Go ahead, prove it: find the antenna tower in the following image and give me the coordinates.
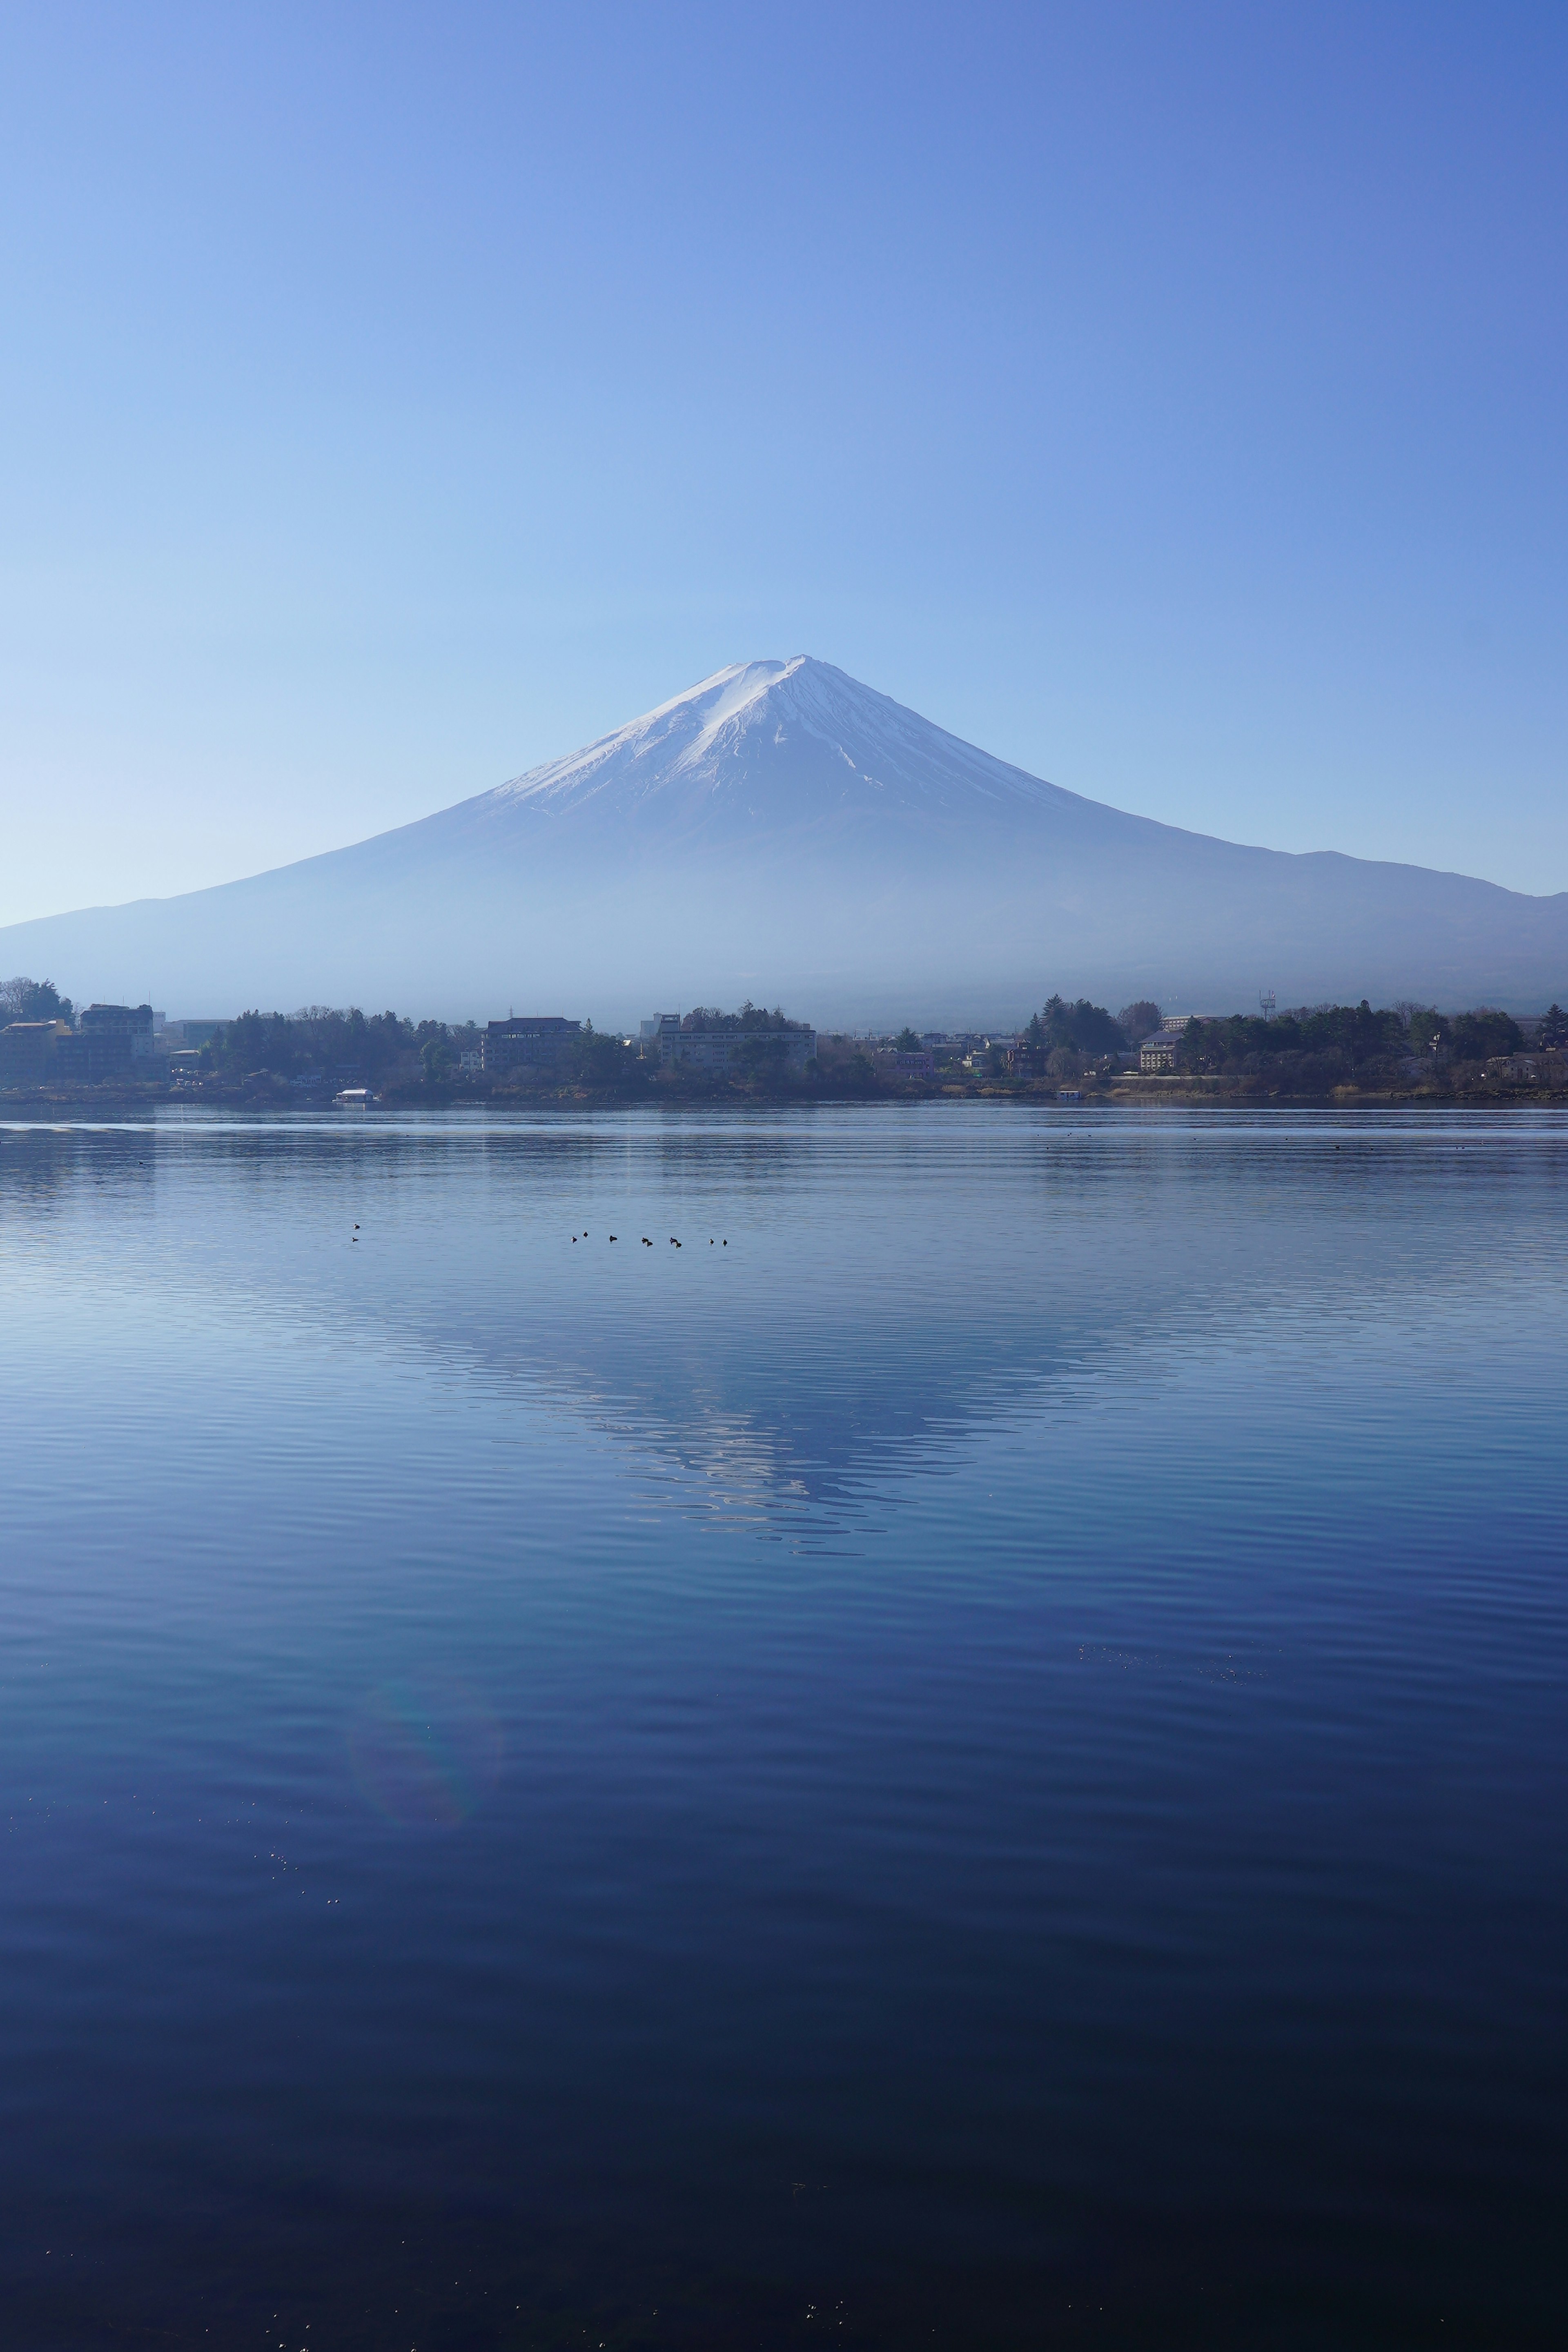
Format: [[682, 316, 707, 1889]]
[[1258, 991, 1276, 1021]]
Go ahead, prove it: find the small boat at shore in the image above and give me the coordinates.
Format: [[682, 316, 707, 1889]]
[[333, 1087, 379, 1107]]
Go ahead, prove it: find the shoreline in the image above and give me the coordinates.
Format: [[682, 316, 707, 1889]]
[[4, 1076, 1568, 1115]]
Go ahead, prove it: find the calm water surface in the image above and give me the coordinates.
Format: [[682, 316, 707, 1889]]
[[1, 1105, 1564, 2350]]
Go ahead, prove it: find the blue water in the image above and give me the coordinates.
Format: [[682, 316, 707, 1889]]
[[1, 1105, 1564, 2350]]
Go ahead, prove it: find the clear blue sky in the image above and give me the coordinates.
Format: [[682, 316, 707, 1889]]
[[2, 0, 1564, 925]]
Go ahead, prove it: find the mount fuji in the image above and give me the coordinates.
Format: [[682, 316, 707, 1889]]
[[4, 657, 1565, 1022]]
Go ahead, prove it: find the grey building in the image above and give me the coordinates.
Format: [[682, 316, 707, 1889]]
[[647, 1013, 816, 1074], [481, 1016, 582, 1076], [158, 1018, 224, 1051], [80, 1003, 157, 1058]]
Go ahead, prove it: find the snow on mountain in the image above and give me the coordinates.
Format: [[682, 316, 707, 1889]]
[[1, 658, 1565, 1022], [474, 658, 1075, 840]]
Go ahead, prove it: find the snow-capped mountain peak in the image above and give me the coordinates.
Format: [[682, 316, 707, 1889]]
[[480, 657, 1076, 842]]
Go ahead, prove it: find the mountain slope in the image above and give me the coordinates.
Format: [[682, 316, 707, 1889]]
[[3, 658, 1564, 1022]]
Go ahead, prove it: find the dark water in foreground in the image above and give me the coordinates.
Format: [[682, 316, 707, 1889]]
[[1, 1105, 1564, 2350]]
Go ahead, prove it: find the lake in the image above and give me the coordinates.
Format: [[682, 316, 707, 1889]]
[[1, 1104, 1564, 2350]]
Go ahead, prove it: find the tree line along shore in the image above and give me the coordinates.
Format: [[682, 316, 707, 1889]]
[[2, 980, 1567, 1108]]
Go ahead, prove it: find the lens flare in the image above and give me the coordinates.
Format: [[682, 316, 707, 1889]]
[[347, 1676, 503, 1829]]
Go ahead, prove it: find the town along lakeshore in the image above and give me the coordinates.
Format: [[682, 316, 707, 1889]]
[[4, 984, 1568, 1110]]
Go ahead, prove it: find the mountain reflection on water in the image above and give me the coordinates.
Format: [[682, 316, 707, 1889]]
[[5, 1104, 1560, 1523], [0, 1104, 1565, 2352]]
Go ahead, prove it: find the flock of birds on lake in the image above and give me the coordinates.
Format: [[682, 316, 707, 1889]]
[[568, 1230, 725, 1246], [349, 1221, 726, 1246]]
